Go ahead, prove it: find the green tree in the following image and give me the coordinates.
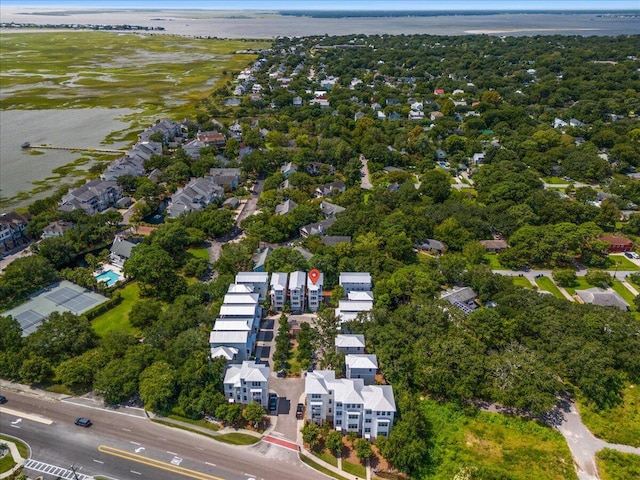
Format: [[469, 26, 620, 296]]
[[19, 356, 53, 384], [325, 431, 343, 457], [0, 255, 58, 307], [354, 438, 373, 464], [129, 299, 163, 329], [264, 248, 309, 273], [552, 268, 578, 287], [313, 308, 341, 368], [124, 244, 186, 300], [55, 349, 106, 388], [301, 422, 321, 450], [139, 361, 177, 413], [243, 401, 265, 425], [585, 270, 613, 288]]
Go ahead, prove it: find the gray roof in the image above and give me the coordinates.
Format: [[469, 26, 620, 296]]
[[275, 199, 298, 215], [319, 201, 345, 217], [300, 217, 336, 237], [417, 239, 447, 252], [335, 334, 365, 349], [440, 287, 477, 304], [110, 236, 138, 259], [576, 288, 629, 310], [320, 236, 351, 246]]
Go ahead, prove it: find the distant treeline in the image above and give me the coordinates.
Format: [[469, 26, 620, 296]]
[[278, 10, 640, 18], [0, 22, 165, 31]]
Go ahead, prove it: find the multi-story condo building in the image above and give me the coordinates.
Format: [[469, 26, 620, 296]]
[[339, 272, 372, 295], [307, 271, 324, 312], [223, 360, 270, 408], [345, 354, 378, 385], [235, 272, 269, 302], [288, 271, 306, 313], [269, 272, 288, 311]]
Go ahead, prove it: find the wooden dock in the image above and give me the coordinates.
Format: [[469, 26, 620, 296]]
[[25, 144, 127, 154]]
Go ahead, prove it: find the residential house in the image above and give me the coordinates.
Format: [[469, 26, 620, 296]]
[[471, 153, 485, 165], [416, 238, 447, 255], [319, 201, 345, 218], [335, 334, 365, 355], [223, 197, 240, 210], [292, 96, 303, 107], [210, 345, 239, 362], [280, 162, 298, 178], [336, 299, 373, 322], [430, 111, 444, 122], [110, 235, 139, 268], [553, 118, 568, 129], [306, 162, 335, 176], [0, 211, 31, 251], [251, 247, 272, 273], [440, 287, 478, 314], [354, 111, 366, 121], [434, 89, 445, 95], [305, 370, 395, 439], [127, 141, 163, 164], [288, 271, 306, 313], [59, 179, 122, 215], [576, 288, 629, 311], [138, 118, 181, 143], [41, 220, 73, 239], [599, 234, 633, 253], [275, 199, 298, 216], [270, 272, 288, 311], [480, 239, 509, 253], [101, 156, 145, 182], [569, 118, 585, 128], [408, 111, 424, 121], [210, 168, 242, 190], [223, 361, 270, 408], [339, 272, 372, 294], [307, 271, 324, 313], [300, 217, 336, 238], [166, 177, 224, 218], [315, 180, 346, 198], [345, 354, 378, 385], [321, 236, 351, 246], [235, 272, 269, 301]]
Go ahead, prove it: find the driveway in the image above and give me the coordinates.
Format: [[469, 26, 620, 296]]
[[360, 155, 373, 190]]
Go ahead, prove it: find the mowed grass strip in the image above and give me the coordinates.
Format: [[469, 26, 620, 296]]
[[611, 280, 636, 307], [578, 384, 640, 447], [596, 449, 640, 480], [535, 276, 565, 299], [91, 282, 141, 337]]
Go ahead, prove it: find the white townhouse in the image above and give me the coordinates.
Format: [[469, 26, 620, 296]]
[[235, 272, 269, 302], [288, 271, 306, 313], [307, 271, 324, 313], [270, 272, 288, 311], [336, 299, 373, 322], [227, 283, 255, 295], [209, 330, 251, 362], [305, 370, 395, 440], [223, 360, 270, 408], [345, 354, 378, 385], [335, 334, 365, 355], [339, 272, 372, 295]]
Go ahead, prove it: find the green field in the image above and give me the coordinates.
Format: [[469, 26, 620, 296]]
[[512, 276, 533, 288], [611, 280, 636, 308], [578, 384, 640, 447], [421, 400, 576, 480], [91, 282, 141, 337], [0, 32, 269, 120], [188, 248, 211, 260], [564, 277, 592, 295], [535, 276, 565, 300], [542, 177, 569, 185], [484, 254, 504, 269], [606, 255, 640, 271], [597, 449, 640, 480]]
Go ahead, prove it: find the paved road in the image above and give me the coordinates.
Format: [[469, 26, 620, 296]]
[[360, 155, 372, 190], [0, 387, 327, 480]]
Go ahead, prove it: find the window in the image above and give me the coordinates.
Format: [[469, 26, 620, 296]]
[[365, 410, 371, 414], [337, 410, 342, 416], [336, 402, 342, 407], [311, 394, 321, 399], [365, 428, 371, 433], [336, 420, 342, 426], [365, 418, 371, 423], [329, 409, 332, 413]]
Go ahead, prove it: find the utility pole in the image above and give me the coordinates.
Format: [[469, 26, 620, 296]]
[[69, 464, 81, 480]]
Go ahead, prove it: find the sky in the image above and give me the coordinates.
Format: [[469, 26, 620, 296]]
[[3, 0, 639, 10]]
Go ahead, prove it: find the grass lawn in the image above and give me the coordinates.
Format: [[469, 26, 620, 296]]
[[606, 255, 640, 271], [421, 400, 576, 480], [314, 450, 338, 467], [0, 450, 15, 474], [596, 449, 640, 480], [535, 276, 565, 300], [578, 384, 640, 447], [301, 454, 348, 480], [542, 176, 568, 184], [512, 276, 533, 288], [167, 414, 219, 432], [564, 277, 592, 295], [484, 254, 504, 269], [611, 280, 636, 307], [91, 282, 141, 337], [188, 247, 210, 261], [342, 459, 366, 478], [214, 433, 260, 445], [0, 434, 29, 459]]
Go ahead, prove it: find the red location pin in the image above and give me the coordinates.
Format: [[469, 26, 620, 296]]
[[308, 269, 320, 285]]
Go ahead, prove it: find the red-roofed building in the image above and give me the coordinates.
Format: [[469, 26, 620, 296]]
[[599, 234, 633, 253], [434, 89, 445, 95]]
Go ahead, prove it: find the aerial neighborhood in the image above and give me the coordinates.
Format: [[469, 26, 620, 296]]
[[2, 32, 640, 480]]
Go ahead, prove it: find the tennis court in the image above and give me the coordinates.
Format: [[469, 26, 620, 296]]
[[2, 281, 108, 336]]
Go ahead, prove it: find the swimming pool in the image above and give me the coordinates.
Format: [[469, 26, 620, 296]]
[[95, 269, 121, 287]]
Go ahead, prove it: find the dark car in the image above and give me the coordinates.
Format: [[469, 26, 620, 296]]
[[0, 395, 7, 404], [74, 417, 92, 427], [269, 393, 278, 412], [296, 403, 304, 419]]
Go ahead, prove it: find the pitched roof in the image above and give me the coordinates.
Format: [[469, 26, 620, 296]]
[[335, 334, 365, 349], [346, 354, 378, 370], [576, 288, 629, 310]]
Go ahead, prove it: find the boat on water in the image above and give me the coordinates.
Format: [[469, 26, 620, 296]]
[[21, 142, 30, 148]]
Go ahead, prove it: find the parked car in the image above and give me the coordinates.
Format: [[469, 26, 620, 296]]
[[625, 252, 640, 259], [0, 395, 7, 404], [269, 393, 278, 412], [296, 403, 304, 419], [74, 417, 92, 427]]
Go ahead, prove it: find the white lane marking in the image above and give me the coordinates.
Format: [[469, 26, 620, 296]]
[[158, 437, 167, 441], [122, 428, 132, 432], [1, 407, 53, 425], [10, 425, 20, 429], [130, 441, 141, 445], [93, 460, 104, 464], [205, 462, 216, 466], [131, 471, 142, 475], [11, 418, 22, 425], [167, 451, 178, 455], [171, 456, 183, 466], [134, 447, 145, 453], [194, 446, 204, 451]]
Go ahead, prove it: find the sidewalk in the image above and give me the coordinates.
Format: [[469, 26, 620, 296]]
[[0, 437, 27, 480]]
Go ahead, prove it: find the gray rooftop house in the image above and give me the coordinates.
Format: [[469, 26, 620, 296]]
[[416, 239, 448, 255], [210, 168, 242, 190], [101, 155, 146, 182], [576, 288, 629, 310], [138, 118, 181, 143], [440, 287, 478, 314], [315, 180, 346, 198], [59, 179, 122, 215], [275, 199, 298, 216], [300, 217, 336, 238], [319, 201, 345, 218], [166, 177, 224, 218], [41, 220, 73, 239], [110, 235, 140, 268]]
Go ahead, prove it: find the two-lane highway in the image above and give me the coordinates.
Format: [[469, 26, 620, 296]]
[[0, 390, 326, 480]]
